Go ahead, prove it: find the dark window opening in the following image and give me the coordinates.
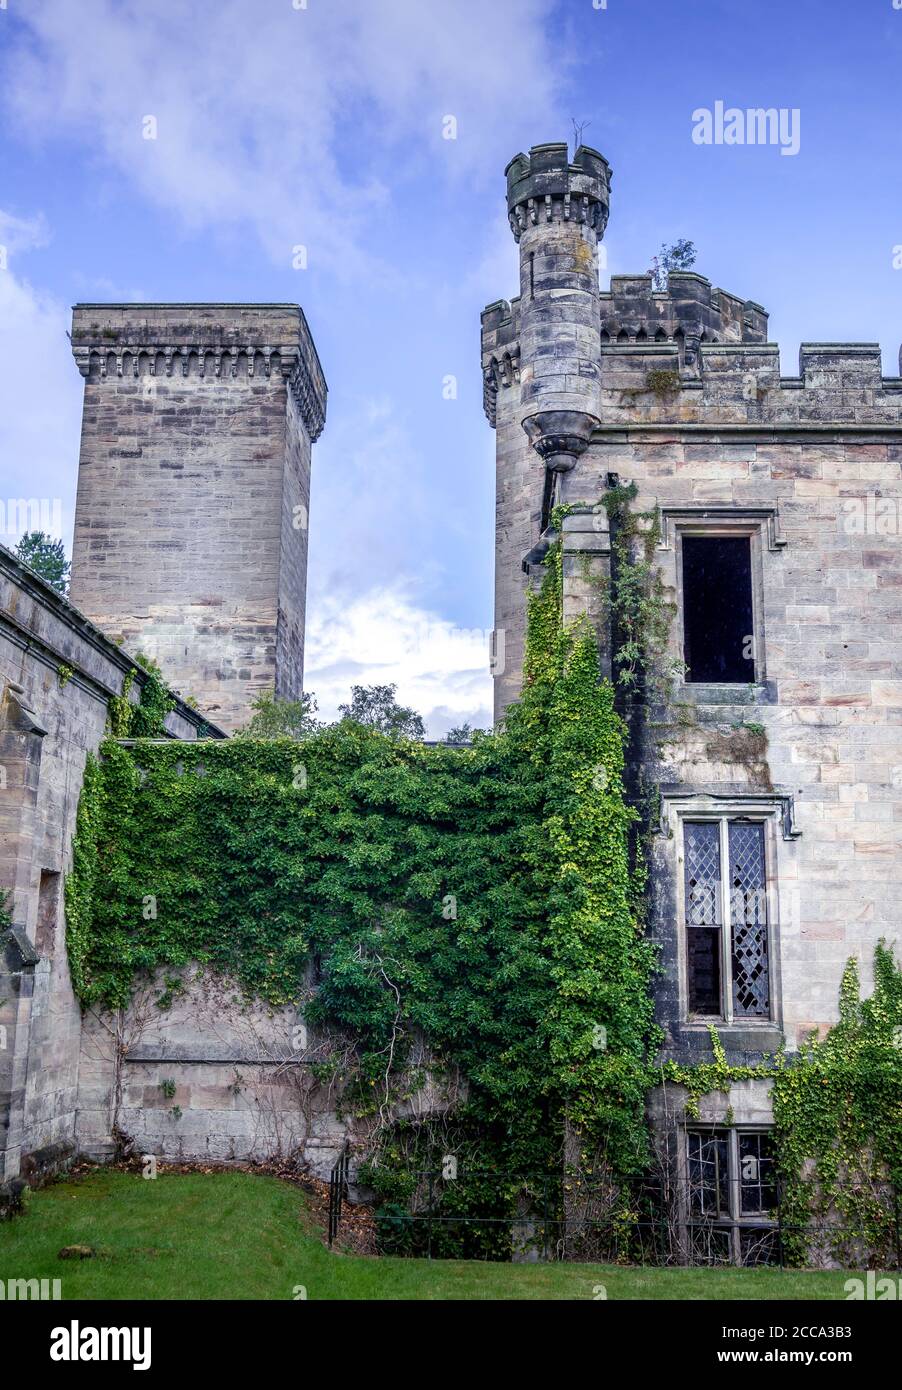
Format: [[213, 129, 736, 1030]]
[[688, 1132, 729, 1218], [36, 869, 60, 958], [682, 535, 755, 682], [738, 1132, 777, 1215], [688, 929, 721, 1014], [540, 468, 558, 534]]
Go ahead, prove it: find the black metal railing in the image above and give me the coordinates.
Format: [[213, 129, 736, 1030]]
[[327, 1142, 350, 1247], [326, 1162, 902, 1268]]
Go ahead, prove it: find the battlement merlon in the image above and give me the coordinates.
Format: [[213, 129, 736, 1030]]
[[505, 142, 612, 243], [70, 302, 328, 443], [600, 272, 768, 345], [480, 299, 522, 427]]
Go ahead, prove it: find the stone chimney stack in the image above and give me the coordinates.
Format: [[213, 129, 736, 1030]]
[[69, 304, 327, 733]]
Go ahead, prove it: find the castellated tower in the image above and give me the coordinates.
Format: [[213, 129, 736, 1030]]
[[483, 143, 611, 712], [483, 139, 902, 1123], [69, 305, 327, 732]]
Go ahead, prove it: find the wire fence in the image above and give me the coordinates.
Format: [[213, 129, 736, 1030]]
[[328, 1158, 902, 1268]]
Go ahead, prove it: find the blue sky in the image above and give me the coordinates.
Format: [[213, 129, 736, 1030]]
[[1, 0, 900, 735]]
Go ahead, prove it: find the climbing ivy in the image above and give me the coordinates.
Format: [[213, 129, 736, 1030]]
[[65, 529, 659, 1232], [600, 483, 678, 711], [62, 492, 902, 1262], [771, 946, 902, 1265], [661, 947, 902, 1266], [107, 654, 176, 738]]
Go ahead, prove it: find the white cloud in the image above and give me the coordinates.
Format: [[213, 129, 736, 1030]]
[[6, 0, 560, 277], [0, 210, 50, 257], [305, 584, 492, 739], [308, 391, 441, 601], [0, 0, 548, 717], [0, 250, 81, 547], [70, 272, 148, 302]]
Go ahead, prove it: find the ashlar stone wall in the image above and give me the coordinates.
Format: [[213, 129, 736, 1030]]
[[0, 544, 215, 1188], [69, 304, 327, 734]]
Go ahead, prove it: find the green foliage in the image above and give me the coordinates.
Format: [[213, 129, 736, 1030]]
[[107, 672, 136, 739], [662, 946, 902, 1265], [512, 538, 660, 1179], [107, 657, 177, 740], [649, 239, 697, 291], [771, 945, 902, 1266], [62, 484, 901, 1263], [64, 753, 104, 1002], [735, 720, 766, 738], [338, 683, 425, 740], [14, 531, 70, 595], [645, 370, 680, 397], [444, 723, 474, 745], [129, 654, 177, 737], [234, 689, 319, 740], [64, 528, 658, 1219], [600, 484, 677, 712], [661, 1026, 781, 1123]]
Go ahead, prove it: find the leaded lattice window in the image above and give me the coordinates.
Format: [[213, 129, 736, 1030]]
[[684, 818, 771, 1021], [686, 1129, 778, 1266], [729, 822, 769, 1017], [685, 821, 721, 1014]]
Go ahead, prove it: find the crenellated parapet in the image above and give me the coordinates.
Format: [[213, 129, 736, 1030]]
[[71, 303, 327, 442], [502, 143, 611, 465], [480, 298, 521, 427], [505, 142, 612, 242], [596, 337, 902, 426], [599, 272, 768, 367]]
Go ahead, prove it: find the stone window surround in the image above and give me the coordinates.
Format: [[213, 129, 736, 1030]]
[[658, 506, 786, 688], [677, 1123, 778, 1266], [663, 793, 787, 1032]]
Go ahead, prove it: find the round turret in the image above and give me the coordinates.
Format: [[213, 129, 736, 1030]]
[[505, 143, 612, 471]]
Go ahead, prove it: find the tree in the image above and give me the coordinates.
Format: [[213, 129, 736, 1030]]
[[338, 683, 425, 740], [235, 689, 319, 740], [445, 722, 474, 745], [570, 117, 591, 153], [14, 531, 70, 595], [649, 238, 697, 291]]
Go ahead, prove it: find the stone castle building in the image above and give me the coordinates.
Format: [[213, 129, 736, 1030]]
[[2, 142, 900, 1256], [482, 142, 902, 1250]]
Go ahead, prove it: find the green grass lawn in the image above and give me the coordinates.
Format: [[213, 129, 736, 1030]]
[[0, 1169, 852, 1300]]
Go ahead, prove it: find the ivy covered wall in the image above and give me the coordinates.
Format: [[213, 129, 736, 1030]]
[[64, 527, 902, 1264], [67, 544, 657, 1226]]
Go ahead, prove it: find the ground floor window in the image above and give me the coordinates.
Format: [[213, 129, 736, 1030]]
[[686, 1128, 778, 1265]]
